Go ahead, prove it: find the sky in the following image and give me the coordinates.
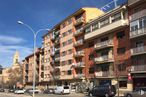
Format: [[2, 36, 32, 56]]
[[0, 0, 127, 68]]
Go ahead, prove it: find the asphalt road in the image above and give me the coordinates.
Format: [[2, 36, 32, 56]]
[[0, 92, 87, 97]]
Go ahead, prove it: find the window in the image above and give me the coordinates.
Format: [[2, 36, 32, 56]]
[[101, 37, 108, 42], [62, 51, 66, 56], [89, 67, 94, 74], [92, 23, 98, 31], [136, 41, 144, 47], [68, 29, 72, 35], [100, 18, 109, 27], [67, 70, 72, 75], [62, 42, 67, 47], [68, 59, 72, 64], [88, 41, 94, 48], [68, 18, 72, 24], [139, 16, 146, 29], [116, 31, 125, 39], [68, 39, 72, 45], [117, 47, 126, 54], [119, 81, 127, 88], [61, 61, 66, 65], [118, 63, 126, 71], [68, 49, 72, 54], [111, 13, 121, 22], [85, 26, 91, 33], [89, 53, 94, 60]]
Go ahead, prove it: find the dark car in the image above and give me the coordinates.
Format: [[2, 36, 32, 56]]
[[0, 88, 5, 92], [43, 88, 54, 94], [88, 85, 116, 97], [124, 87, 146, 97]]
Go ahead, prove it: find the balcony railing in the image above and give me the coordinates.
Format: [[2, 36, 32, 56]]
[[74, 17, 85, 26], [130, 9, 146, 21], [131, 46, 146, 56], [75, 74, 85, 79], [130, 65, 146, 73], [72, 62, 85, 68], [74, 28, 84, 36], [95, 71, 114, 77], [130, 27, 146, 38], [94, 55, 114, 64], [74, 39, 83, 47], [53, 75, 60, 80], [73, 51, 84, 57], [94, 40, 114, 50]]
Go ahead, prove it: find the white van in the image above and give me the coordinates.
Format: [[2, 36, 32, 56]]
[[54, 86, 70, 94]]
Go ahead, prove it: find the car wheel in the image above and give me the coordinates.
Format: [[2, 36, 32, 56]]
[[126, 94, 132, 97], [105, 93, 109, 97], [89, 92, 93, 97]]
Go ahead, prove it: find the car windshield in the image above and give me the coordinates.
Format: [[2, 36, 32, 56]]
[[64, 86, 69, 89]]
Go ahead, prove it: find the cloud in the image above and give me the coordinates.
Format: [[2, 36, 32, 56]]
[[0, 35, 26, 44], [0, 44, 33, 68], [0, 35, 32, 68]]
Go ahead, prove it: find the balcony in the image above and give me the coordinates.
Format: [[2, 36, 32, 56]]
[[73, 39, 83, 47], [72, 62, 85, 68], [130, 9, 146, 21], [73, 28, 84, 36], [130, 65, 146, 73], [131, 46, 146, 56], [95, 71, 114, 78], [85, 19, 128, 40], [94, 55, 114, 64], [74, 74, 85, 79], [73, 51, 84, 57], [53, 75, 60, 80], [130, 27, 146, 39], [74, 17, 85, 26], [94, 40, 114, 50]]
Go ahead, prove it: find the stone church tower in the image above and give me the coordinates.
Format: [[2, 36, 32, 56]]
[[12, 50, 20, 69]]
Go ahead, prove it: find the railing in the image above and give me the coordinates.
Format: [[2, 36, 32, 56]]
[[94, 40, 113, 49], [74, 28, 83, 36], [95, 71, 113, 77], [73, 62, 85, 68], [74, 51, 84, 57], [55, 57, 60, 61], [130, 27, 146, 38], [131, 46, 146, 55], [74, 39, 83, 47], [130, 9, 146, 21], [131, 65, 146, 72], [94, 55, 114, 63]]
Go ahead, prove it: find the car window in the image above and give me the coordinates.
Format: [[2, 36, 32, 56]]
[[64, 86, 69, 89]]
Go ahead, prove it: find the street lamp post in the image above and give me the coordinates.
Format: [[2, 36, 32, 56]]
[[17, 21, 49, 97]]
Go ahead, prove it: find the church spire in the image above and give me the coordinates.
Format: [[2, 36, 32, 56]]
[[13, 50, 20, 65]]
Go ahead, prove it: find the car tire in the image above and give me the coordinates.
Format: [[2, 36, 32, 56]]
[[126, 94, 132, 97]]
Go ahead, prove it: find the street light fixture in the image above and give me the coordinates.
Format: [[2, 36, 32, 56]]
[[17, 21, 49, 97]]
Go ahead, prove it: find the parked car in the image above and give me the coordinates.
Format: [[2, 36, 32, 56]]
[[8, 89, 14, 93], [43, 88, 54, 94], [14, 89, 25, 94], [88, 85, 116, 97], [124, 87, 146, 97], [0, 88, 5, 92], [25, 88, 41, 94], [54, 86, 70, 94]]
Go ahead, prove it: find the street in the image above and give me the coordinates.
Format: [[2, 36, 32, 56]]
[[0, 92, 87, 97]]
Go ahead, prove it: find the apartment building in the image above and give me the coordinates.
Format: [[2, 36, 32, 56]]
[[84, 5, 131, 93], [42, 8, 104, 89], [22, 48, 43, 88], [128, 0, 146, 89]]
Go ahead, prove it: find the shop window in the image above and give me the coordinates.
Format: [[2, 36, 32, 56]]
[[119, 81, 127, 88]]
